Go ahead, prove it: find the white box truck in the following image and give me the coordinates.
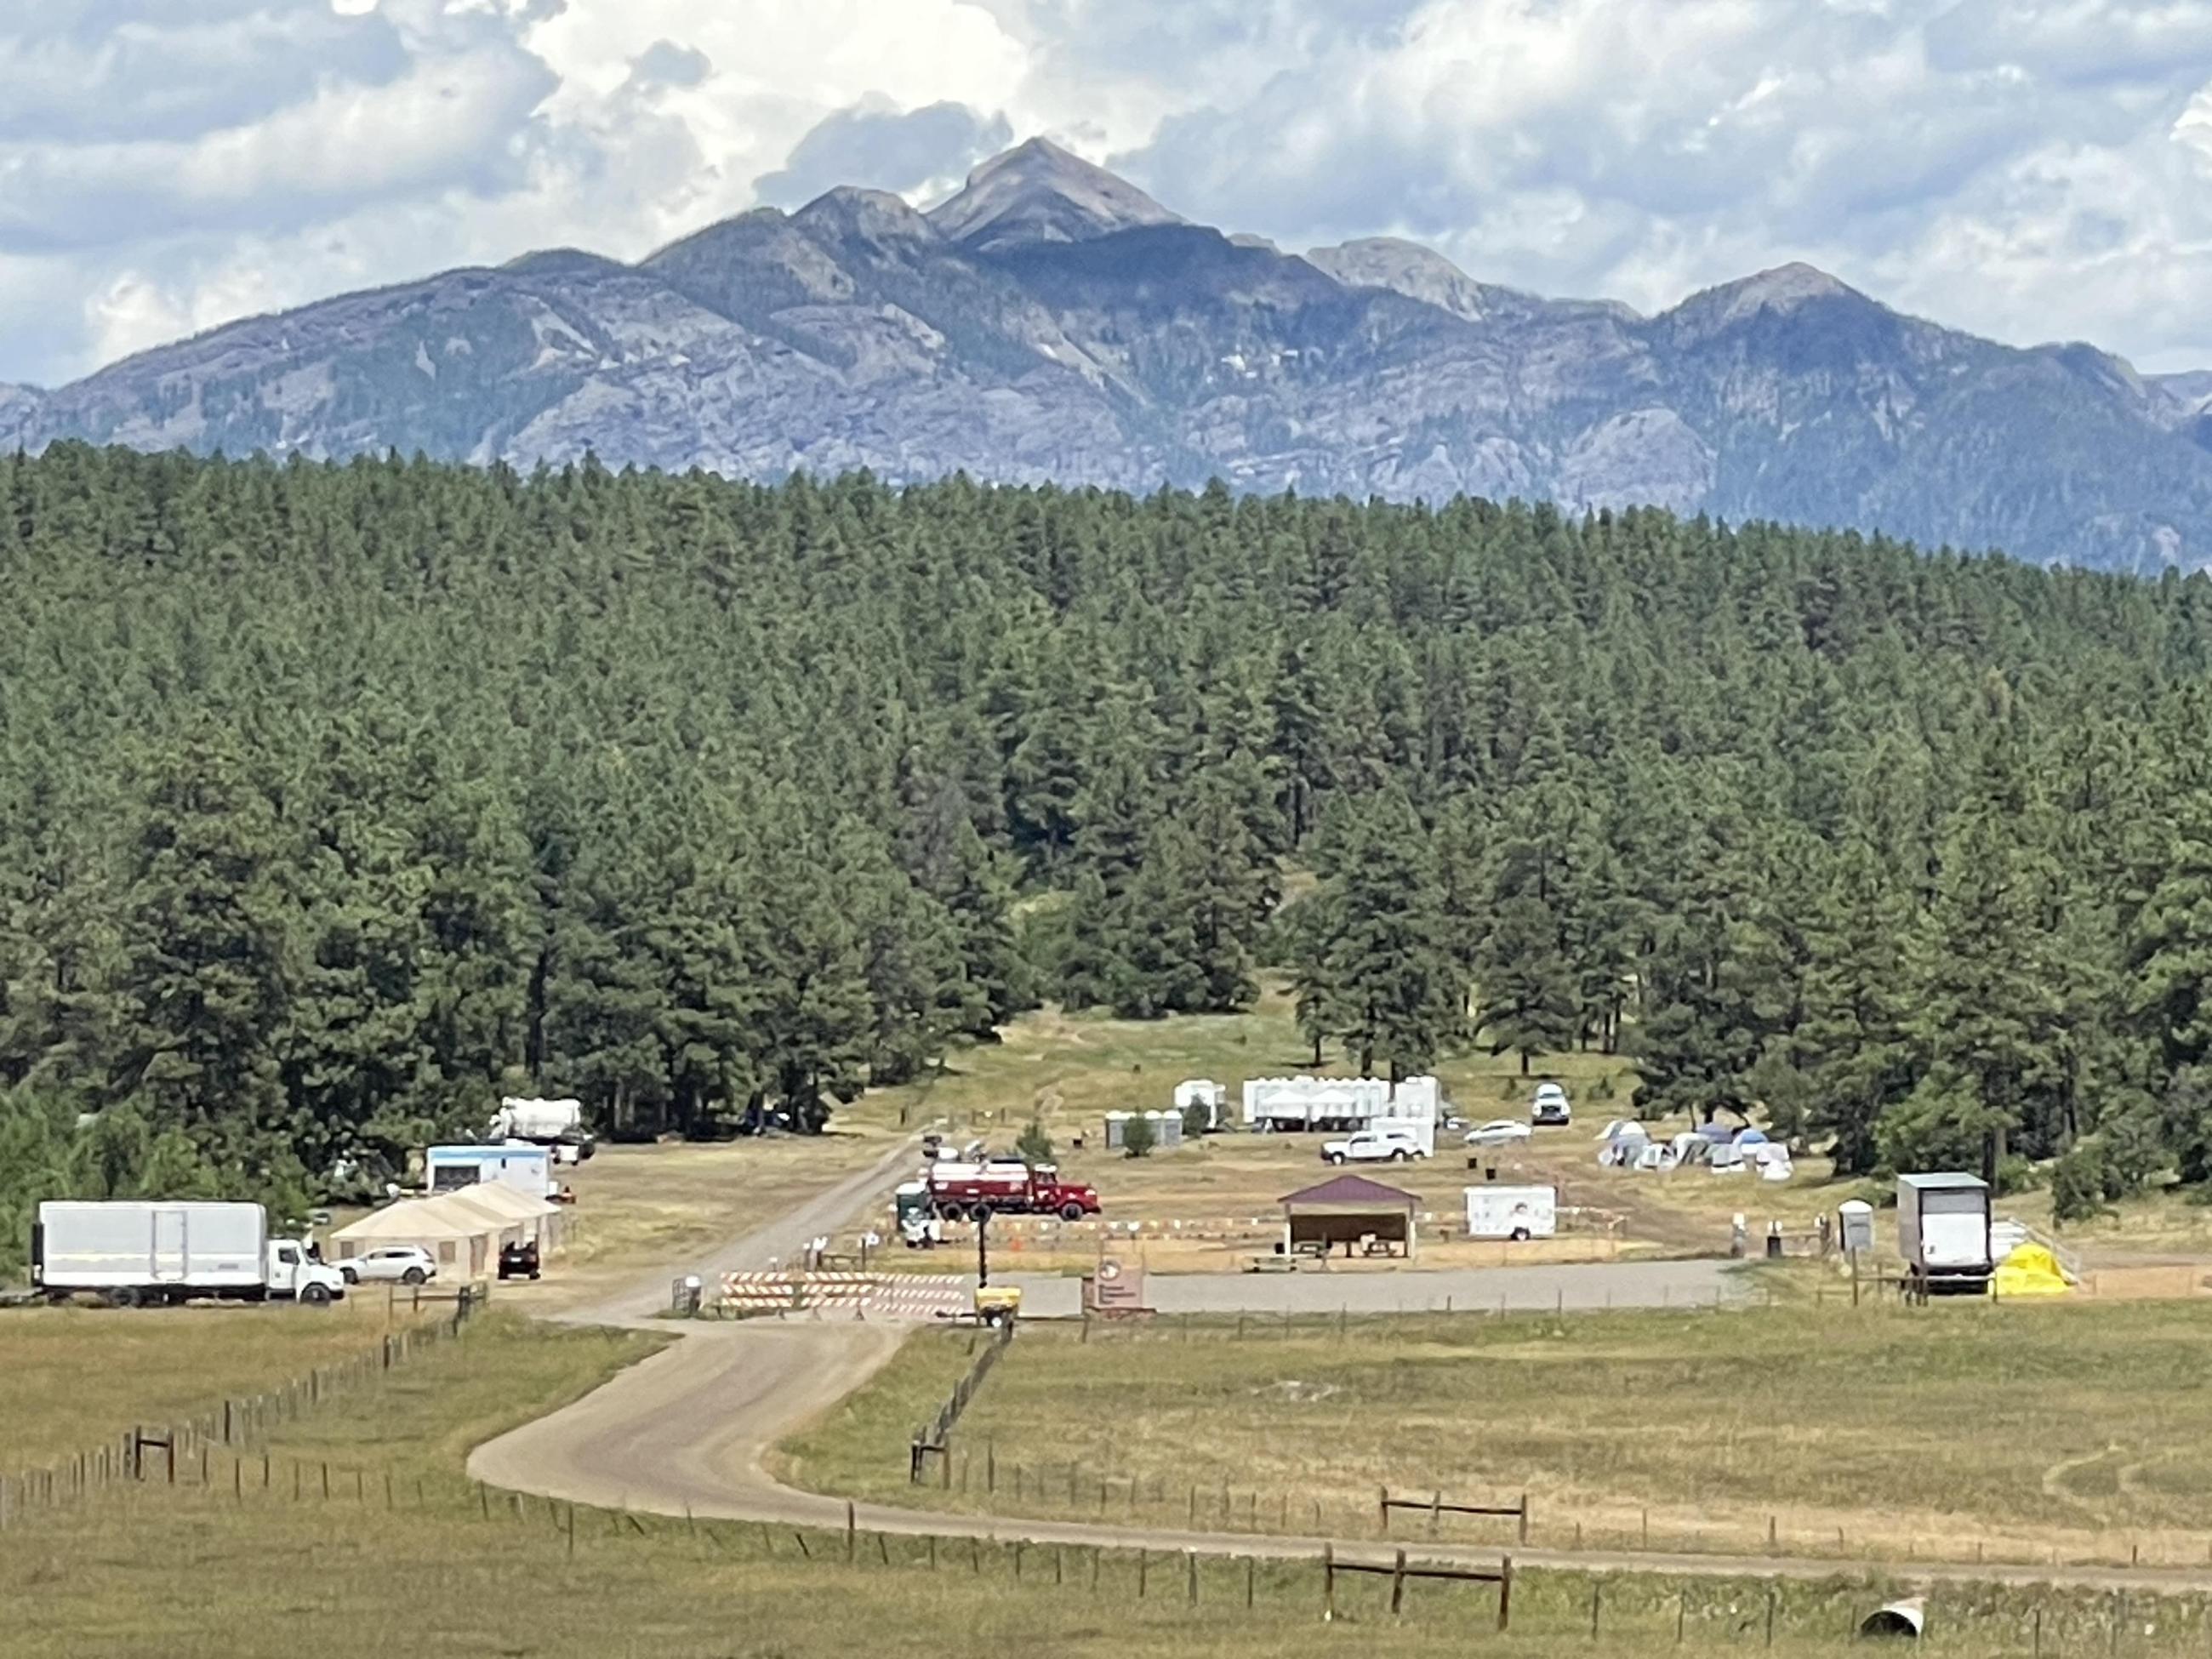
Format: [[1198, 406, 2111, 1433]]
[[1464, 1184, 1557, 1242], [1896, 1172, 1993, 1294], [426, 1144, 554, 1199], [31, 1201, 347, 1308]]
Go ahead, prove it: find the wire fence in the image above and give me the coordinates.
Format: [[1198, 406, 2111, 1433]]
[[0, 1281, 486, 1531], [27, 1451, 2212, 1655]]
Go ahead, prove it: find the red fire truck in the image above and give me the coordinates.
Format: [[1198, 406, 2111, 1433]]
[[925, 1160, 1101, 1223]]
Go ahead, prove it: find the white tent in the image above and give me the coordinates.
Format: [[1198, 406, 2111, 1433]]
[[328, 1195, 500, 1280]]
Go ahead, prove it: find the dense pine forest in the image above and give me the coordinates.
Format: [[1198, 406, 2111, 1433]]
[[5, 442, 2212, 1250]]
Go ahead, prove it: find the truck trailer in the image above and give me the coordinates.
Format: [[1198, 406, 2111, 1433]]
[[1463, 1184, 1557, 1242], [925, 1161, 1101, 1223], [31, 1201, 347, 1308], [426, 1143, 556, 1200], [1896, 1172, 1993, 1295]]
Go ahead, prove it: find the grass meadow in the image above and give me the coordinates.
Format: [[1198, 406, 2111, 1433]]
[[3, 1312, 2207, 1658], [783, 1297, 2212, 1571]]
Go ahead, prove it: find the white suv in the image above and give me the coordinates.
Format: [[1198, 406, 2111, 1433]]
[[1320, 1129, 1427, 1166], [338, 1246, 436, 1286]]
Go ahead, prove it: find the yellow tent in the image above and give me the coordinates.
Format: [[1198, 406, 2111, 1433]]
[[1994, 1242, 2072, 1297]]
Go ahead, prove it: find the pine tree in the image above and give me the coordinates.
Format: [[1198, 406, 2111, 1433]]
[[111, 734, 298, 1160], [1309, 792, 1462, 1079]]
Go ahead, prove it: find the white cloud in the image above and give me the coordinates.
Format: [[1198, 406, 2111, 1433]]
[[3, 0, 2212, 386]]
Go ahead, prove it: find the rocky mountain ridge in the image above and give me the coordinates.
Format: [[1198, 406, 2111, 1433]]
[[9, 136, 2212, 573]]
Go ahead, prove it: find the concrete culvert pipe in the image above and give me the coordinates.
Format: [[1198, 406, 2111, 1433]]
[[1857, 1597, 1925, 1639]]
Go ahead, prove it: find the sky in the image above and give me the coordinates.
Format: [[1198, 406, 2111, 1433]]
[[5, 0, 2212, 387]]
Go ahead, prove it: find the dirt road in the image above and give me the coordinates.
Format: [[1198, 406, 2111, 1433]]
[[1000, 1256, 1736, 1316]]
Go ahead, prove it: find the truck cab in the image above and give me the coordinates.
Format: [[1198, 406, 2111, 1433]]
[[266, 1239, 346, 1304]]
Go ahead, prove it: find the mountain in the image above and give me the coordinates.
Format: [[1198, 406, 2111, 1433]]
[[14, 139, 2212, 572]]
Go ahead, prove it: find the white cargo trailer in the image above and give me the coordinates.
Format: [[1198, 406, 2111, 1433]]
[[1896, 1172, 1993, 1294], [1463, 1184, 1557, 1241], [488, 1097, 593, 1161], [31, 1200, 346, 1308], [426, 1144, 555, 1200]]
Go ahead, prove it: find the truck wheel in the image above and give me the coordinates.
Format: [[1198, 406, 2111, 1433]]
[[340, 1266, 359, 1285], [401, 1267, 425, 1285], [1059, 1202, 1086, 1223], [106, 1286, 140, 1310], [937, 1202, 966, 1224], [1390, 1149, 1409, 1162], [1327, 1153, 1347, 1166], [300, 1283, 333, 1308], [1510, 1228, 1531, 1242], [972, 1204, 994, 1224]]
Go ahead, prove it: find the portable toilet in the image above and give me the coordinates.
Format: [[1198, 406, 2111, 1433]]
[[1838, 1200, 1875, 1255]]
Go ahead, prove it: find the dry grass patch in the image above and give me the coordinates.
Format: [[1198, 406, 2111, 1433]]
[[790, 1298, 2212, 1570], [0, 1297, 450, 1472]]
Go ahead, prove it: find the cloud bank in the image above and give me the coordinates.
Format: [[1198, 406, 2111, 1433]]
[[4, 0, 2210, 385]]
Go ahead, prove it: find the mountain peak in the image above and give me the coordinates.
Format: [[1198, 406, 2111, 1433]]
[[1674, 262, 1863, 328], [795, 185, 936, 242], [927, 136, 1180, 254], [1305, 237, 1497, 322]]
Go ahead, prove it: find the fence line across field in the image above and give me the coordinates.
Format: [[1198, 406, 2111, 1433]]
[[0, 1283, 486, 1532]]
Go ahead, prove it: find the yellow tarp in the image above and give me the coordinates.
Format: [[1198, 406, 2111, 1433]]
[[1994, 1242, 2072, 1297]]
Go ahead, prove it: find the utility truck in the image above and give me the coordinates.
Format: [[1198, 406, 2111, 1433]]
[[925, 1160, 1101, 1223], [31, 1201, 347, 1308], [489, 1097, 596, 1161], [1896, 1172, 1993, 1295]]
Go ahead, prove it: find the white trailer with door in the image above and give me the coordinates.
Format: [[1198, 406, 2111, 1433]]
[[426, 1143, 556, 1200], [1896, 1172, 1993, 1295], [31, 1200, 346, 1308], [1463, 1184, 1557, 1242]]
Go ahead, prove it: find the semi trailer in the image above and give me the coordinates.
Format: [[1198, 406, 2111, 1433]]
[[31, 1201, 347, 1308]]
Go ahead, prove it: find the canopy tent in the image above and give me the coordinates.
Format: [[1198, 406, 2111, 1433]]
[[1280, 1174, 1419, 1259], [442, 1183, 565, 1251], [328, 1194, 499, 1280]]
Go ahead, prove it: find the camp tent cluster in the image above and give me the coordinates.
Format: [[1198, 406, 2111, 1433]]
[[328, 1185, 564, 1280]]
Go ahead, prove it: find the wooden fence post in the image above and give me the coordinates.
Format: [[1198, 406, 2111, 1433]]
[[1388, 1549, 1407, 1616], [1497, 1554, 1513, 1631], [1322, 1543, 1336, 1622]]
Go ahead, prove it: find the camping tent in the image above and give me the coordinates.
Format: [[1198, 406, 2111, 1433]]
[[1993, 1243, 2071, 1297]]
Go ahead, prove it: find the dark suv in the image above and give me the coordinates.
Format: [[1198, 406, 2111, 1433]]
[[498, 1239, 541, 1280]]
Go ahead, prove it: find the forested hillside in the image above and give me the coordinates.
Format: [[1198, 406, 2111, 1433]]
[[4, 445, 2212, 1245]]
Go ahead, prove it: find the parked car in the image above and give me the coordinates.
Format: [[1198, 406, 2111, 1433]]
[[499, 1239, 541, 1281], [1531, 1083, 1571, 1126], [337, 1246, 434, 1286], [1320, 1128, 1428, 1166], [1464, 1119, 1534, 1147]]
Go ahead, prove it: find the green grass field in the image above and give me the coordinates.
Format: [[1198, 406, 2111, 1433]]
[[783, 1297, 2212, 1570], [0, 1296, 447, 1473], [5, 1311, 2207, 1658]]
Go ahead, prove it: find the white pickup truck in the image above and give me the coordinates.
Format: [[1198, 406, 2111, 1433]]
[[1320, 1128, 1428, 1166]]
